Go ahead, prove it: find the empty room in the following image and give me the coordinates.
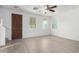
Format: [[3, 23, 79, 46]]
[[0, 5, 79, 53]]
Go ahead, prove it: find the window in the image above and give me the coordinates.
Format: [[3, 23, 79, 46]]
[[42, 19, 48, 29], [52, 19, 58, 29], [29, 17, 36, 29]]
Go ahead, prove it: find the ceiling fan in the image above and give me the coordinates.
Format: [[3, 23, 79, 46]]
[[46, 5, 57, 12], [33, 5, 57, 14]]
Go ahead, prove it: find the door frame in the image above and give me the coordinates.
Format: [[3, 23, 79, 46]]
[[11, 13, 23, 40]]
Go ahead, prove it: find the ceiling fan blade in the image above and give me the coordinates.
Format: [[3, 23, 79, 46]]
[[50, 5, 57, 8], [49, 10, 55, 12]]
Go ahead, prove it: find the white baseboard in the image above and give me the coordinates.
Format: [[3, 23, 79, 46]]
[[52, 34, 79, 42]]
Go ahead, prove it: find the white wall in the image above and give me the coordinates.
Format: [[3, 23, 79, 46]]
[[0, 7, 51, 40], [0, 7, 11, 40], [51, 7, 79, 41]]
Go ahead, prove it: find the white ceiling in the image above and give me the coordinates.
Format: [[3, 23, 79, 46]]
[[19, 5, 79, 16], [1, 5, 79, 16]]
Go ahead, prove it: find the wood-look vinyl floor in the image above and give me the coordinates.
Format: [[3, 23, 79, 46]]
[[0, 36, 79, 53]]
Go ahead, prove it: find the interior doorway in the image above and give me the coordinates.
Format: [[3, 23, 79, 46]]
[[12, 14, 22, 40]]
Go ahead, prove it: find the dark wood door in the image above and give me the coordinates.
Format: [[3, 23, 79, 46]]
[[12, 14, 22, 40]]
